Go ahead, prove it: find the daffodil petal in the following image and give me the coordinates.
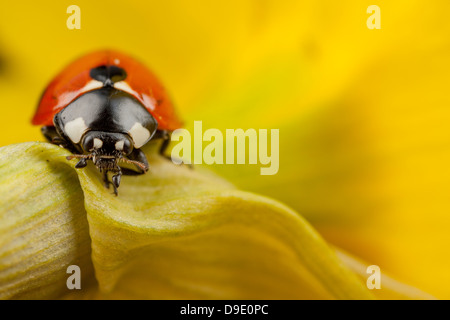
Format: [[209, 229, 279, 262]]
[[0, 142, 94, 299], [71, 143, 373, 299], [0, 142, 374, 299]]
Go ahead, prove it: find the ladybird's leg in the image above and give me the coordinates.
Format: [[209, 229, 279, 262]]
[[111, 173, 119, 196], [157, 130, 171, 157], [42, 126, 80, 154], [112, 168, 122, 196], [75, 158, 88, 168], [41, 126, 66, 145], [120, 148, 149, 176], [101, 170, 119, 195], [151, 129, 171, 157], [154, 130, 192, 167], [102, 170, 111, 189]]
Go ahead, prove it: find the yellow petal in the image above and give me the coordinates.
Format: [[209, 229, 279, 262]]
[[3, 142, 435, 299], [0, 142, 373, 299], [0, 142, 94, 299], [68, 143, 373, 299]]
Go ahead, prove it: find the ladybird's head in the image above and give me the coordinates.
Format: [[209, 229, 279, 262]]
[[66, 130, 149, 195], [81, 131, 133, 156], [79, 131, 133, 170]]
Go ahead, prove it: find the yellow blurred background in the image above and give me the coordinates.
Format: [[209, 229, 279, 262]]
[[1, 0, 450, 298]]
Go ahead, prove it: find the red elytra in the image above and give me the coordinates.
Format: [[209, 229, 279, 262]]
[[32, 50, 183, 131]]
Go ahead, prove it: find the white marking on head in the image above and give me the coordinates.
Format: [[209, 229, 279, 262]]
[[93, 138, 103, 149], [64, 117, 88, 144], [114, 81, 136, 96], [128, 122, 150, 148], [115, 140, 124, 151], [80, 79, 103, 92]]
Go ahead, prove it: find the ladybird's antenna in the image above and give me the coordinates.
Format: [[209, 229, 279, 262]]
[[119, 158, 149, 172], [67, 154, 148, 173], [66, 154, 93, 160]]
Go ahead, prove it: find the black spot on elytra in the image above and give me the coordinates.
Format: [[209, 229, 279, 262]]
[[90, 65, 127, 86]]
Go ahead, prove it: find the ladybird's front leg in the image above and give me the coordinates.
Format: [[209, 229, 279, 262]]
[[109, 168, 121, 196], [75, 158, 88, 168], [154, 130, 192, 168], [102, 171, 110, 189], [41, 126, 79, 153], [41, 126, 67, 146], [101, 169, 120, 196], [156, 130, 171, 158], [112, 169, 122, 196], [152, 129, 173, 159], [120, 148, 149, 176], [41, 126, 62, 143]]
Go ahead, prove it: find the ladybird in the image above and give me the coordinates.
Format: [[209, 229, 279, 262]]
[[32, 50, 183, 195]]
